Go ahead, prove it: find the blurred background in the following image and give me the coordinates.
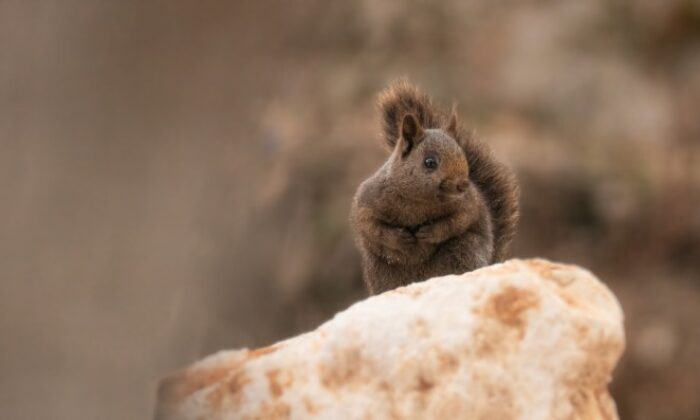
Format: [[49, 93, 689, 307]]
[[1, 1, 699, 419]]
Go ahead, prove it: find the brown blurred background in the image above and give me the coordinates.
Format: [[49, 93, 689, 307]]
[[1, 1, 699, 419]]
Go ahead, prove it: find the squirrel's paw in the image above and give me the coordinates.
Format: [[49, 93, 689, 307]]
[[384, 227, 415, 248], [415, 224, 447, 244], [381, 246, 409, 265], [382, 228, 415, 263]]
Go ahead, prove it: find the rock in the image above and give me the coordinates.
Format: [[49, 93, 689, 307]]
[[155, 259, 625, 420]]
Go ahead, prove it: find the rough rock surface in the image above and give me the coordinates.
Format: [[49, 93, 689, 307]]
[[155, 259, 625, 420]]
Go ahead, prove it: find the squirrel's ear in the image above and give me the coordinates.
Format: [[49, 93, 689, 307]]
[[398, 113, 424, 156], [446, 104, 459, 137]]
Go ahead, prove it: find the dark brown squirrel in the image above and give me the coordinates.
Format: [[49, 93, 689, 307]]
[[350, 80, 520, 294]]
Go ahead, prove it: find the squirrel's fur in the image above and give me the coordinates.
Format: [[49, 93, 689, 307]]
[[350, 80, 520, 294]]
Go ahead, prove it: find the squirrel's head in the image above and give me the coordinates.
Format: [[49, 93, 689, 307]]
[[388, 111, 470, 203]]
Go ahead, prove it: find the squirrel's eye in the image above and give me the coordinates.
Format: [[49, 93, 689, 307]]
[[424, 156, 438, 169]]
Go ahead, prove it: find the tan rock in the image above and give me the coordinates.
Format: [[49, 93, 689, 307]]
[[155, 259, 625, 420]]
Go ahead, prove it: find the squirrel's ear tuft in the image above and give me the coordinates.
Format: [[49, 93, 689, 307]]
[[446, 104, 459, 137], [377, 79, 437, 150], [398, 113, 423, 155]]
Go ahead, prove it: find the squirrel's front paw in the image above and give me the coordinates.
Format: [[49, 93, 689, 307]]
[[381, 245, 410, 265], [380, 228, 415, 264], [415, 223, 447, 244], [385, 227, 415, 247]]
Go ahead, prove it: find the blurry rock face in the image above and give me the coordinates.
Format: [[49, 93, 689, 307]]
[[155, 259, 625, 420]]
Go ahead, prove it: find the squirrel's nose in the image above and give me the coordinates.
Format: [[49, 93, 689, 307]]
[[456, 180, 469, 193]]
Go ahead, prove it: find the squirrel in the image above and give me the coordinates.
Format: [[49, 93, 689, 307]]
[[350, 80, 520, 294]]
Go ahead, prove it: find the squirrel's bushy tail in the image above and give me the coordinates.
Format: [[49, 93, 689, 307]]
[[463, 142, 520, 262], [377, 80, 520, 262]]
